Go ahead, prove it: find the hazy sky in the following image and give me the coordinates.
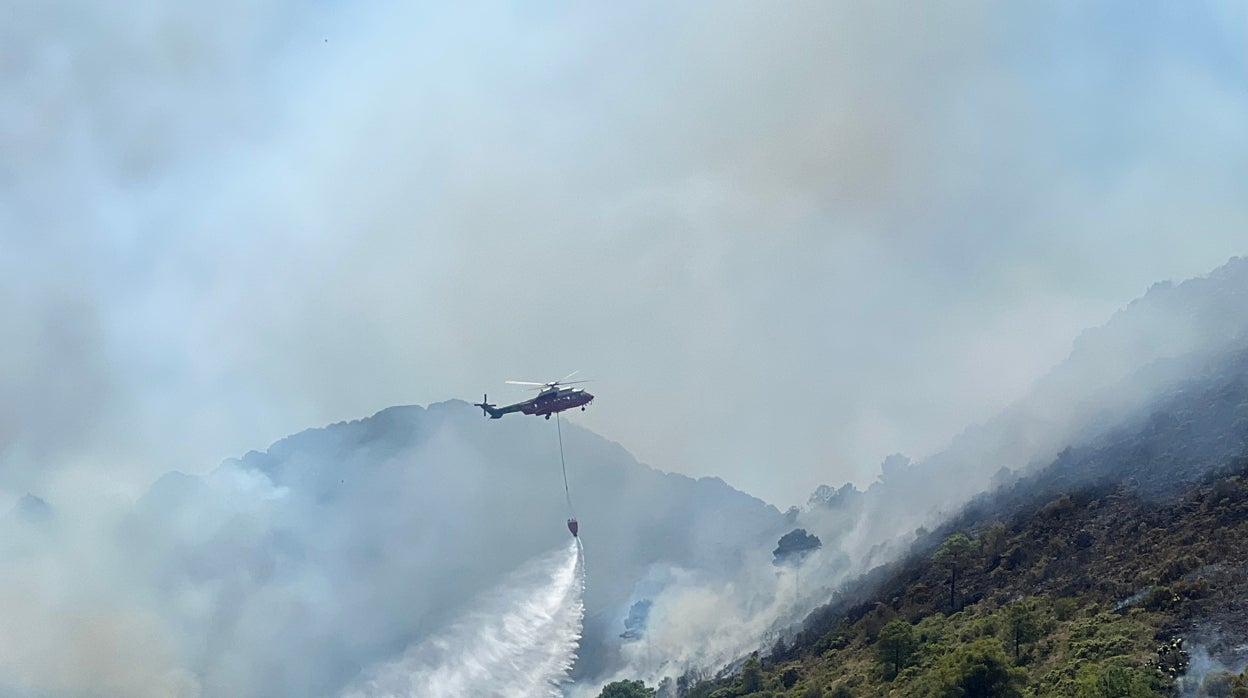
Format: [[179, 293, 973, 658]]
[[4, 0, 1246, 507]]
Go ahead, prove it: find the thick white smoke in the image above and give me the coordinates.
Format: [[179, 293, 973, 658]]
[[342, 540, 585, 698], [1177, 643, 1248, 698]]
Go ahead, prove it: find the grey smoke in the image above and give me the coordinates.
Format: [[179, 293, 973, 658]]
[[1179, 643, 1248, 698], [3, 0, 1248, 695], [19, 402, 782, 696], [3, 0, 1246, 506]]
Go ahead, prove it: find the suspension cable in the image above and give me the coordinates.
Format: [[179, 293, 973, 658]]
[[556, 413, 575, 517]]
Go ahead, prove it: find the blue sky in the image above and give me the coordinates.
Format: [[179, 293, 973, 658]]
[[3, 0, 1246, 506]]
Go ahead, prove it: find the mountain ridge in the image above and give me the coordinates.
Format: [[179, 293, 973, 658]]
[[794, 256, 1248, 555], [126, 397, 788, 693], [655, 258, 1248, 696]]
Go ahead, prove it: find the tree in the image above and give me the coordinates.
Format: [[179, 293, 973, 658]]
[[770, 635, 789, 663], [934, 533, 977, 612], [980, 521, 1008, 568], [933, 638, 1025, 698], [780, 667, 799, 689], [773, 529, 822, 566], [1005, 601, 1041, 660], [740, 652, 764, 693], [621, 599, 652, 641], [875, 619, 918, 679], [598, 679, 656, 698], [1073, 666, 1154, 698], [1234, 669, 1248, 698]]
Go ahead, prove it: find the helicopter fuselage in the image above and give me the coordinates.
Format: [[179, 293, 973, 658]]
[[475, 387, 594, 419]]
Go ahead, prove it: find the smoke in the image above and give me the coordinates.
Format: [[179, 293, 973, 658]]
[[4, 0, 1246, 508], [575, 527, 863, 695], [583, 259, 1248, 691], [0, 401, 783, 696], [0, 492, 202, 697], [1178, 643, 1248, 698], [342, 540, 585, 698], [4, 1, 1248, 695]]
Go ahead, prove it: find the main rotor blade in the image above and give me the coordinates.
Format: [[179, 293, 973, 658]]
[[505, 380, 548, 386], [559, 370, 580, 383]]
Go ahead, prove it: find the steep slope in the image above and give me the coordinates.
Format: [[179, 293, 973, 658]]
[[123, 400, 786, 696], [796, 256, 1248, 573], [685, 455, 1248, 697], [671, 258, 1248, 698], [677, 338, 1248, 695]]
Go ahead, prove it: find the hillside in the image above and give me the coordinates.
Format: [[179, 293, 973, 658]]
[[109, 258, 1248, 698], [803, 257, 1248, 557], [594, 259, 1248, 697], [676, 451, 1248, 697], [668, 346, 1248, 696], [754, 258, 1248, 627], [123, 401, 786, 695]]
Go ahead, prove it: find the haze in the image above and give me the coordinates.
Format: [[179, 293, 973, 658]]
[[5, 1, 1246, 508]]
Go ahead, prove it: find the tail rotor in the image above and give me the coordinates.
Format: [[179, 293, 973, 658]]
[[474, 394, 496, 418]]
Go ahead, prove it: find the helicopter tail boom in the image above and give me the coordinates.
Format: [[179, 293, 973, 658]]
[[473, 394, 504, 419]]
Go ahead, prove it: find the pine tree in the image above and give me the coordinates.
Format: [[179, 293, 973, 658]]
[[876, 619, 918, 679], [934, 533, 977, 612]]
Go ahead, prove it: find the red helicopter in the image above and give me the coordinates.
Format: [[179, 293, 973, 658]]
[[475, 373, 592, 538], [473, 372, 594, 420]]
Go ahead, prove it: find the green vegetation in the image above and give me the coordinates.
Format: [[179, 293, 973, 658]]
[[1004, 601, 1040, 660], [875, 620, 917, 679], [683, 592, 1183, 696], [933, 533, 977, 612], [682, 457, 1248, 697], [930, 637, 1024, 697], [597, 679, 656, 698], [740, 653, 764, 693]]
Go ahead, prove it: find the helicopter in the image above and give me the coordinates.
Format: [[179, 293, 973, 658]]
[[473, 372, 594, 420]]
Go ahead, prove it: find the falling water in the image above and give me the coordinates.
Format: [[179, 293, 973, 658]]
[[342, 540, 586, 698]]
